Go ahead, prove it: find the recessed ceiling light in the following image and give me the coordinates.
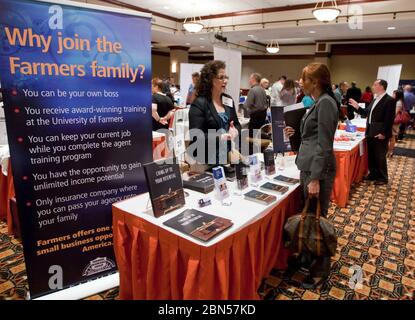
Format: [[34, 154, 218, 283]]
[[163, 6, 170, 9], [309, 30, 316, 34], [186, 42, 191, 45], [387, 26, 396, 30], [200, 46, 205, 48], [248, 34, 254, 38], [199, 37, 205, 40]]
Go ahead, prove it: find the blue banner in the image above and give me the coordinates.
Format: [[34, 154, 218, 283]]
[[0, 0, 152, 298], [271, 106, 291, 153]]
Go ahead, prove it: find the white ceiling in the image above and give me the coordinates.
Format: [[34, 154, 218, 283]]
[[152, 17, 415, 53], [118, 0, 415, 53], [122, 0, 320, 19]]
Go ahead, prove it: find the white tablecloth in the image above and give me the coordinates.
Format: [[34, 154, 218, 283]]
[[113, 155, 300, 247], [333, 129, 366, 151]]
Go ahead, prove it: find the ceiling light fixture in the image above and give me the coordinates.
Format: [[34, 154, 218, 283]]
[[309, 30, 316, 34], [313, 1, 341, 23], [266, 40, 280, 54], [387, 26, 396, 30], [183, 16, 204, 33]]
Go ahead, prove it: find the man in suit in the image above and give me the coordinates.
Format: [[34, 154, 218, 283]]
[[349, 79, 396, 185], [243, 73, 268, 154], [346, 81, 362, 120]]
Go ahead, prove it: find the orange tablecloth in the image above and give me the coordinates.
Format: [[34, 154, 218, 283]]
[[112, 189, 301, 300], [331, 140, 368, 207], [0, 162, 16, 234], [152, 133, 169, 160]]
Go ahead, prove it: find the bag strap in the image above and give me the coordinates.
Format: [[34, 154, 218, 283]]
[[301, 198, 310, 217], [315, 198, 322, 256], [303, 197, 321, 218], [316, 198, 321, 219]]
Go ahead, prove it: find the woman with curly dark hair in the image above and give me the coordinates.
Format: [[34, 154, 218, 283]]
[[188, 60, 241, 165]]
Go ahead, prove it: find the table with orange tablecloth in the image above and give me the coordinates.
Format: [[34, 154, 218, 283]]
[[112, 157, 301, 300], [331, 133, 368, 208]]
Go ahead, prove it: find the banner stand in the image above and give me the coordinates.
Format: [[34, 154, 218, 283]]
[[33, 273, 119, 300]]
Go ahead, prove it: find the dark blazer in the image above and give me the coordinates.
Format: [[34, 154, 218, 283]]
[[346, 86, 362, 120], [188, 93, 241, 165], [296, 93, 339, 180], [355, 93, 396, 139]]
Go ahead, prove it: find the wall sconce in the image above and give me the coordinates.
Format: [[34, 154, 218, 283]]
[[171, 62, 177, 73]]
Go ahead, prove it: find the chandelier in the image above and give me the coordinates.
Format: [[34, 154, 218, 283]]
[[266, 40, 280, 54], [183, 16, 204, 33], [312, 1, 341, 23]]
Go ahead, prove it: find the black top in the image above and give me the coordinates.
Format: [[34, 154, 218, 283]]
[[188, 93, 241, 165], [346, 86, 362, 120], [152, 93, 174, 131], [355, 93, 396, 139]]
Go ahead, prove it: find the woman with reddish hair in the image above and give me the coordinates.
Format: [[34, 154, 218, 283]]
[[284, 62, 339, 289]]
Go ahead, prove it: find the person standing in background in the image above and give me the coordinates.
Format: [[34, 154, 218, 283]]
[[244, 73, 268, 129], [346, 81, 362, 120], [260, 78, 271, 108], [361, 86, 374, 108], [186, 72, 200, 106], [349, 79, 396, 185], [271, 75, 287, 106], [388, 90, 404, 157], [400, 85, 415, 139], [279, 79, 297, 106], [403, 85, 415, 112], [333, 81, 348, 106], [151, 78, 175, 131], [243, 73, 268, 154]]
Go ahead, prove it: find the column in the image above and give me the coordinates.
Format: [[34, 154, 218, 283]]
[[169, 46, 189, 85]]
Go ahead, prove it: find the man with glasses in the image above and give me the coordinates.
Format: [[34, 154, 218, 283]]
[[243, 73, 268, 154]]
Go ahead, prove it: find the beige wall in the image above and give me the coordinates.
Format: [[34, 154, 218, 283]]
[[241, 58, 314, 88], [185, 54, 415, 91], [152, 54, 170, 79], [330, 55, 415, 90]]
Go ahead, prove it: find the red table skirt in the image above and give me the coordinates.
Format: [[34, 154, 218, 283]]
[[152, 134, 169, 160], [112, 189, 301, 300], [0, 162, 16, 235], [331, 140, 368, 207]]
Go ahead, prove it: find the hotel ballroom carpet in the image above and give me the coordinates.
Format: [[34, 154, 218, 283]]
[[1, 133, 414, 300]]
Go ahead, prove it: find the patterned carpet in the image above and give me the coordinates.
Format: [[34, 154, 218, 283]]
[[1, 133, 415, 300]]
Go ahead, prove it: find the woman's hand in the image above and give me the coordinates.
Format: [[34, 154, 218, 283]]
[[308, 179, 320, 198], [159, 117, 168, 125], [228, 121, 239, 140], [284, 126, 295, 138]]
